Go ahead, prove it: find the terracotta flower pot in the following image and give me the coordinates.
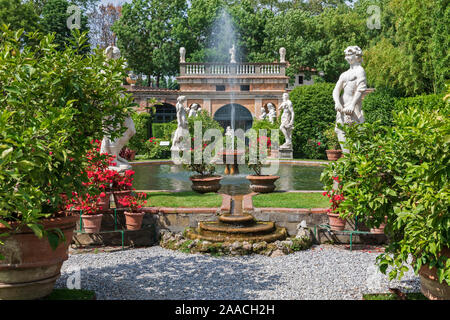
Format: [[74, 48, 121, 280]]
[[418, 247, 450, 300], [246, 175, 280, 193], [113, 190, 132, 208], [190, 175, 222, 193], [326, 149, 343, 161], [327, 212, 346, 231], [0, 214, 78, 300], [81, 213, 103, 233], [98, 192, 111, 211], [370, 216, 388, 234], [124, 211, 145, 230]]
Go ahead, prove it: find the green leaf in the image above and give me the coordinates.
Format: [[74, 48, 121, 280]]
[[1, 147, 13, 159]]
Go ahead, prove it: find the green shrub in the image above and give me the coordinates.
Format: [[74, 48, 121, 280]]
[[323, 125, 340, 150], [289, 83, 336, 159], [152, 121, 177, 140], [251, 119, 284, 147], [362, 87, 402, 126], [321, 100, 450, 285], [394, 93, 446, 112], [128, 112, 151, 154], [0, 27, 133, 246], [142, 138, 171, 159]]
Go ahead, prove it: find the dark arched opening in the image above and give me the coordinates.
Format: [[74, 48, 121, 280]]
[[213, 104, 253, 132]]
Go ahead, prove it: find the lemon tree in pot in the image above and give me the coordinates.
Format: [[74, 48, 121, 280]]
[[0, 27, 135, 300], [323, 125, 342, 161], [322, 103, 449, 299], [246, 135, 279, 193]]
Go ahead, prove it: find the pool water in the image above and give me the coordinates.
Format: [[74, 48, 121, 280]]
[[132, 163, 324, 195]]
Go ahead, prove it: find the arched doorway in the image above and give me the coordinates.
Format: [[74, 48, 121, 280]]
[[214, 104, 253, 132], [150, 103, 176, 138]]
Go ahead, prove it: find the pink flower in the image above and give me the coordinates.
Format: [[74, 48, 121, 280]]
[[317, 142, 321, 146]]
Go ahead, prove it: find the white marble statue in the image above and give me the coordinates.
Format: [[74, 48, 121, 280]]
[[332, 46, 367, 153], [267, 103, 277, 124], [229, 45, 236, 64], [100, 45, 136, 171], [171, 96, 189, 152], [188, 103, 201, 117], [279, 93, 294, 149], [180, 47, 186, 63], [260, 106, 267, 120], [279, 47, 286, 63], [225, 126, 234, 137]]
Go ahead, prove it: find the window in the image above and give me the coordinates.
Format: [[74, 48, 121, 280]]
[[240, 85, 250, 91], [298, 75, 304, 85], [216, 85, 225, 91]]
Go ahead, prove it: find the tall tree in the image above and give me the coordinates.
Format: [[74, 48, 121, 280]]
[[40, 0, 90, 50], [112, 0, 188, 87], [89, 3, 122, 49], [364, 0, 449, 95], [0, 0, 40, 33]]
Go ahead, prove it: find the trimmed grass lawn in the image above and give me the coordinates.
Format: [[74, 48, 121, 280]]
[[145, 191, 222, 208], [43, 289, 96, 300], [363, 292, 427, 300], [253, 192, 329, 208]]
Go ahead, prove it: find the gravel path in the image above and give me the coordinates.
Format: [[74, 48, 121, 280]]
[[55, 245, 420, 300]]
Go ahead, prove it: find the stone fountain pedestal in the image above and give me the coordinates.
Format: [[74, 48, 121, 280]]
[[185, 195, 287, 243]]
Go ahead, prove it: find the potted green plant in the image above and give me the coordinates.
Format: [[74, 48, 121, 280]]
[[0, 27, 134, 299], [118, 192, 148, 230], [323, 125, 342, 160], [246, 137, 279, 193], [321, 102, 449, 299], [183, 145, 222, 193]]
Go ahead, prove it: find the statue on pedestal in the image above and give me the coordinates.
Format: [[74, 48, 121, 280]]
[[267, 103, 277, 124], [259, 106, 267, 120], [229, 45, 236, 64], [279, 93, 294, 149], [332, 46, 367, 153], [188, 103, 201, 117], [171, 96, 189, 152], [100, 45, 136, 171], [180, 47, 186, 63]]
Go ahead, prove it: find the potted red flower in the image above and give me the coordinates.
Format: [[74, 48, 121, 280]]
[[324, 126, 342, 161], [71, 193, 103, 233], [118, 193, 148, 230], [322, 176, 346, 230], [112, 169, 135, 208]]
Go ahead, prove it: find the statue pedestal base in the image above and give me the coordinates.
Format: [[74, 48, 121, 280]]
[[279, 148, 293, 159]]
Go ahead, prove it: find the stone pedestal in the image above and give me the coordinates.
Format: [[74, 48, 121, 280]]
[[279, 148, 293, 159]]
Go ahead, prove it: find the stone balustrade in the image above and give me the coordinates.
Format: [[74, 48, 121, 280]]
[[180, 62, 286, 76]]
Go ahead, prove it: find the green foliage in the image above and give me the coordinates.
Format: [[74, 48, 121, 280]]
[[362, 87, 402, 126], [112, 0, 187, 83], [289, 83, 336, 159], [394, 93, 446, 113], [142, 138, 171, 160], [0, 27, 134, 241], [187, 110, 223, 137], [152, 122, 177, 140], [128, 112, 151, 154], [365, 0, 449, 95], [323, 125, 340, 150], [41, 0, 90, 50], [321, 101, 450, 284], [0, 0, 40, 33]]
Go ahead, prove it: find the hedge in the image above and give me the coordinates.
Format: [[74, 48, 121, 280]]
[[362, 87, 402, 126], [394, 93, 446, 112], [128, 112, 151, 154], [289, 83, 336, 159], [152, 122, 177, 140]]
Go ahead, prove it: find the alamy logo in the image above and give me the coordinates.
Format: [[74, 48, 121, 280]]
[[367, 5, 381, 30], [66, 266, 81, 289], [67, 5, 81, 30]]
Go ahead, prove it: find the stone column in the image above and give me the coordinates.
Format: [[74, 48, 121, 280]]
[[254, 98, 263, 119]]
